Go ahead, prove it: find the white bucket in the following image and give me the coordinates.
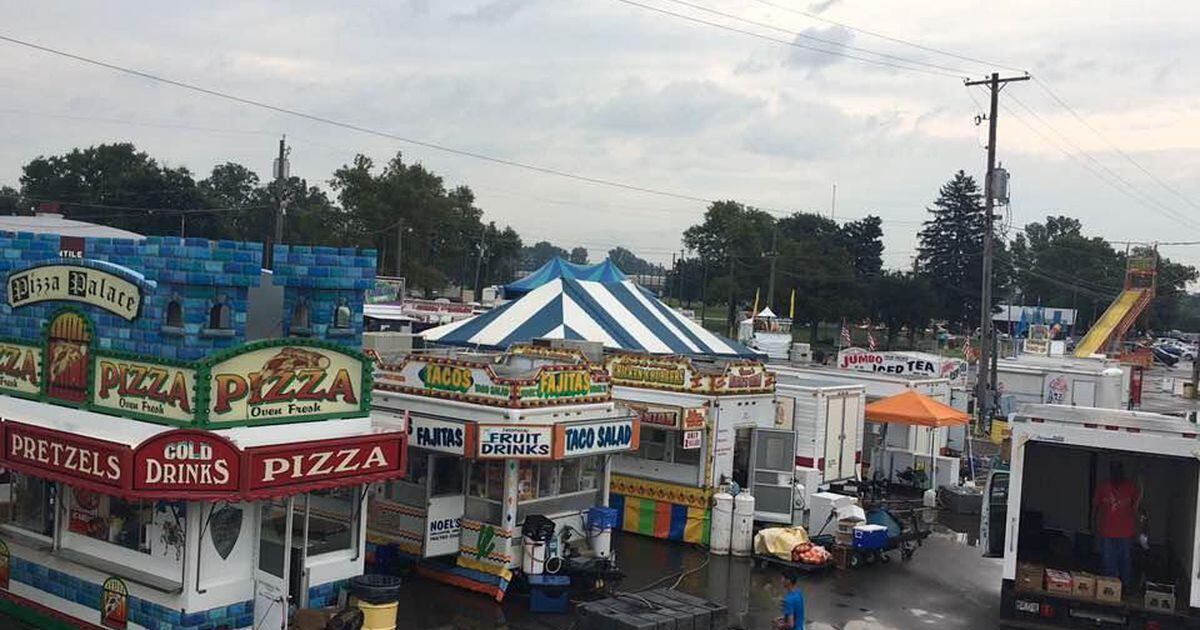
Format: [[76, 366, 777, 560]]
[[731, 493, 755, 557], [711, 492, 734, 555], [521, 538, 547, 575]]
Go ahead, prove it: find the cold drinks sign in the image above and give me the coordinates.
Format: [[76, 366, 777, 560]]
[[133, 430, 239, 494]]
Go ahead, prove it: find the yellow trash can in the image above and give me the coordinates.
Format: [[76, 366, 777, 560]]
[[350, 574, 401, 630]]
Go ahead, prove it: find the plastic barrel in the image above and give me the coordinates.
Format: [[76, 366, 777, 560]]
[[586, 506, 618, 558], [731, 493, 755, 557], [711, 492, 734, 555], [522, 538, 547, 575], [350, 574, 401, 630]]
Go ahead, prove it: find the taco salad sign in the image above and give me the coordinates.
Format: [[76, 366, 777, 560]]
[[207, 344, 366, 424], [7, 264, 143, 320]]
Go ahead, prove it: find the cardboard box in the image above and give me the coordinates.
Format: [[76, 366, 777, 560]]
[[1095, 576, 1122, 603], [1145, 582, 1176, 612], [1071, 572, 1096, 599], [1044, 569, 1072, 595], [1016, 563, 1044, 593]]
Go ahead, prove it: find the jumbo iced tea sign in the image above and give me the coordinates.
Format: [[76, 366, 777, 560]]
[[207, 343, 369, 424]]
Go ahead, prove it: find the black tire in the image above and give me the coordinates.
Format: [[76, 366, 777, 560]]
[[849, 553, 862, 569]]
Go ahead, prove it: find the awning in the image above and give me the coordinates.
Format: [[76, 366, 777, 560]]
[[0, 420, 408, 501], [863, 390, 969, 427]]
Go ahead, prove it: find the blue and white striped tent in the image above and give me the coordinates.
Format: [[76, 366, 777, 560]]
[[424, 278, 759, 358]]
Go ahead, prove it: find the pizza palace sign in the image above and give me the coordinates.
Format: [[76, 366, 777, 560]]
[[0, 422, 407, 500]]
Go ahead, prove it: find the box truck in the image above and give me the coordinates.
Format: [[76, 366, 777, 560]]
[[995, 358, 1126, 413], [982, 404, 1200, 628]]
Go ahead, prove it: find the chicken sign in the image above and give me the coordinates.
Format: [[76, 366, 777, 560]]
[[207, 343, 369, 425]]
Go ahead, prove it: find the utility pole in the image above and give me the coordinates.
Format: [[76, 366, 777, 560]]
[[671, 252, 677, 304], [965, 72, 1028, 427], [268, 135, 290, 269], [473, 234, 489, 300], [726, 254, 737, 338], [830, 183, 837, 220], [766, 227, 779, 309]]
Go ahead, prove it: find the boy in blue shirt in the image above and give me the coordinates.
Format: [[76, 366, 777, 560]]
[[775, 569, 805, 629]]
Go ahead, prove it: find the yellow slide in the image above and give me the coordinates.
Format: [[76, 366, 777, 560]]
[[1073, 289, 1144, 357]]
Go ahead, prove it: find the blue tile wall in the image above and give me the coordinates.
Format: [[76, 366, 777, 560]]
[[0, 232, 378, 358], [273, 245, 376, 349], [9, 556, 252, 629], [307, 579, 349, 609]]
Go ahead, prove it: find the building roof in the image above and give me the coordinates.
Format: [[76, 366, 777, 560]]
[[0, 213, 144, 240], [504, 257, 627, 298], [424, 277, 759, 358]]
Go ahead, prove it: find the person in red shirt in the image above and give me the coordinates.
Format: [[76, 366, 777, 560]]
[[1093, 461, 1141, 589]]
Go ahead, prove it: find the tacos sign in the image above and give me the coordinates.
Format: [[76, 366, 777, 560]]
[[208, 345, 366, 424]]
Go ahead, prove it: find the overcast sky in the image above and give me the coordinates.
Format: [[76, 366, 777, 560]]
[[1, 0, 1198, 274]]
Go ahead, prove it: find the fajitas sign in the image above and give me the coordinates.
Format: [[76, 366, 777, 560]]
[[207, 343, 367, 424], [7, 263, 142, 320], [93, 356, 196, 423]]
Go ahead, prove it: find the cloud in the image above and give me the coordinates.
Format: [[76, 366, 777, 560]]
[[784, 25, 856, 72], [587, 80, 766, 137], [808, 0, 841, 15], [453, 0, 539, 24]]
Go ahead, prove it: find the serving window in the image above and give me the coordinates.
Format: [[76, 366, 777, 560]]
[[615, 425, 705, 486], [59, 486, 187, 585], [2, 472, 55, 538]]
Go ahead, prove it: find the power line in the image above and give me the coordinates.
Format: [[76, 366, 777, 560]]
[[608, 0, 965, 78], [1031, 77, 1200, 215], [654, 0, 971, 75], [745, 0, 1027, 74], [0, 33, 717, 206], [1001, 93, 1200, 232]]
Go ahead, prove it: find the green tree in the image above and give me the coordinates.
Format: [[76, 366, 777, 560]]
[[569, 246, 589, 265], [521, 241, 570, 269], [607, 247, 664, 275], [20, 143, 207, 236], [0, 185, 26, 215], [870, 271, 937, 348], [776, 212, 859, 343], [917, 171, 1008, 329], [683, 200, 775, 335], [840, 215, 884, 279]]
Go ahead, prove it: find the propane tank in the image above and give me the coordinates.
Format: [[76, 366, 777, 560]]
[[711, 492, 734, 555], [731, 493, 756, 557]]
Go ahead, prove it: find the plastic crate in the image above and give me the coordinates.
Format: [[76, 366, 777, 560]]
[[529, 574, 570, 614], [853, 524, 888, 550]]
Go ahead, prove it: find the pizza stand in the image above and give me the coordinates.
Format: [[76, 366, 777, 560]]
[[603, 353, 785, 547], [368, 345, 639, 601], [0, 233, 408, 630], [0, 335, 408, 630]]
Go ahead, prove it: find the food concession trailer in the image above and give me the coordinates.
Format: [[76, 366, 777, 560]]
[[368, 345, 638, 601], [0, 233, 406, 630], [604, 353, 783, 544]]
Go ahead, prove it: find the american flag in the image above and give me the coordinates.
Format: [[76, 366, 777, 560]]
[[963, 335, 972, 359], [840, 319, 852, 347], [867, 324, 878, 351]]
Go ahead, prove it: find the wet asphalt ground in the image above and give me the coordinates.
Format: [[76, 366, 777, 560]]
[[393, 515, 1003, 630]]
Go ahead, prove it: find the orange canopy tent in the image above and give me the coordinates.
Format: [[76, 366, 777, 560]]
[[864, 390, 969, 427]]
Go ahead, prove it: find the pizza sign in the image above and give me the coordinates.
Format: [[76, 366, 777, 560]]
[[207, 344, 367, 424], [93, 356, 196, 423], [0, 340, 40, 397]]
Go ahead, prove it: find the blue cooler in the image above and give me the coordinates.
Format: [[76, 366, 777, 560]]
[[528, 574, 571, 614], [853, 524, 888, 550]]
